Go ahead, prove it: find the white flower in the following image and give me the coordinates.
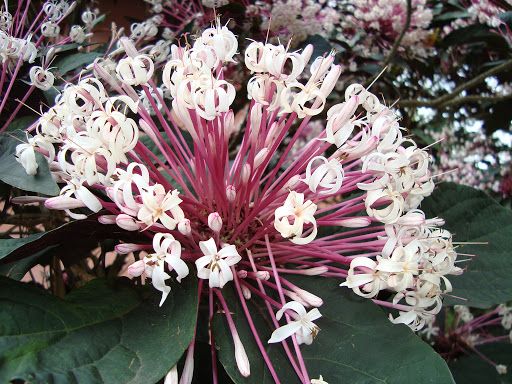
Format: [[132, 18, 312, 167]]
[[195, 238, 241, 288], [116, 54, 154, 86], [340, 257, 387, 298], [496, 364, 507, 375], [302, 156, 344, 195], [29, 66, 55, 90], [144, 233, 189, 306], [137, 185, 185, 230], [274, 191, 318, 244], [268, 301, 322, 345]]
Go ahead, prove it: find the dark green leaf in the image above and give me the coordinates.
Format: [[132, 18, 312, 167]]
[[449, 344, 512, 383], [54, 51, 104, 75], [422, 183, 512, 308], [0, 131, 59, 195], [0, 276, 198, 384], [216, 277, 454, 383], [5, 115, 38, 132]]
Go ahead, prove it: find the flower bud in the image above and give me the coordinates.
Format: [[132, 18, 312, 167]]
[[10, 196, 47, 205], [297, 267, 329, 276], [255, 271, 270, 280], [242, 285, 252, 300], [237, 270, 248, 278], [45, 196, 86, 210], [254, 147, 269, 169], [241, 164, 251, 183], [208, 212, 223, 233], [336, 217, 371, 228], [115, 243, 147, 254], [98, 215, 117, 224], [116, 214, 140, 231], [164, 365, 178, 384], [180, 345, 195, 384], [226, 185, 236, 202], [293, 287, 323, 307], [177, 219, 191, 236], [127, 260, 145, 277], [283, 175, 300, 190], [233, 333, 250, 377]]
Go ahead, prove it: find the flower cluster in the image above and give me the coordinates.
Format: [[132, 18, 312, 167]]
[[335, 0, 434, 59], [422, 304, 512, 376], [247, 0, 339, 44], [16, 20, 461, 383]]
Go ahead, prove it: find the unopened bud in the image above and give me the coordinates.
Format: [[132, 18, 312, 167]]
[[254, 147, 269, 169], [10, 196, 47, 204], [293, 287, 323, 307], [233, 334, 250, 377], [226, 185, 236, 202], [180, 345, 194, 384], [237, 270, 248, 278], [255, 271, 270, 280], [242, 285, 252, 300], [241, 164, 251, 183], [178, 219, 191, 236], [283, 175, 300, 190], [45, 196, 86, 210], [208, 212, 223, 233], [116, 214, 140, 231], [297, 266, 329, 276], [98, 215, 117, 224], [115, 243, 147, 254], [336, 217, 371, 228], [127, 260, 145, 277], [164, 365, 178, 384]]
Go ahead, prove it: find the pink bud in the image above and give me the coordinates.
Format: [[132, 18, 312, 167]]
[[298, 266, 328, 276], [115, 243, 147, 254], [241, 164, 251, 183], [208, 212, 223, 232], [237, 270, 248, 278], [178, 219, 191, 236], [10, 196, 47, 205], [127, 260, 145, 277], [98, 215, 117, 224], [226, 185, 236, 202], [45, 196, 86, 210], [293, 287, 323, 307], [180, 345, 195, 384], [283, 175, 300, 190], [255, 271, 270, 280], [164, 366, 178, 384], [233, 333, 250, 377], [336, 217, 371, 228], [116, 214, 140, 231], [242, 285, 252, 300], [254, 147, 269, 168]]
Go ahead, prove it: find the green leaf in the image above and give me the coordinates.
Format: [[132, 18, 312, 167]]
[[5, 115, 38, 132], [422, 183, 512, 308], [0, 276, 198, 384], [449, 344, 512, 383], [0, 131, 59, 195], [54, 51, 104, 75], [0, 232, 46, 260], [216, 277, 454, 383]]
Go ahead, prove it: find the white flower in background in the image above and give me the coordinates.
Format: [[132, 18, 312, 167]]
[[195, 238, 241, 288], [274, 191, 318, 245], [268, 301, 322, 345], [311, 376, 329, 384]]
